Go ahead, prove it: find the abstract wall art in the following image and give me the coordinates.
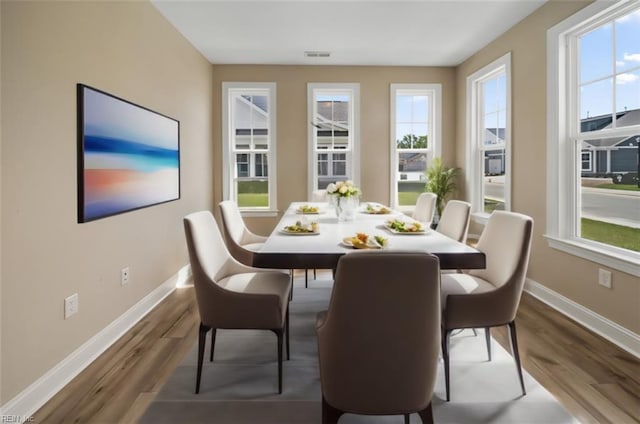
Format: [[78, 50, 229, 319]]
[[77, 84, 180, 223]]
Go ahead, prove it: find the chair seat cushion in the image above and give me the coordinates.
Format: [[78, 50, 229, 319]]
[[440, 273, 495, 310]]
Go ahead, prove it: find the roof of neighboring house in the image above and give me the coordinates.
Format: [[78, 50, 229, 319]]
[[581, 109, 640, 149], [315, 101, 349, 130]]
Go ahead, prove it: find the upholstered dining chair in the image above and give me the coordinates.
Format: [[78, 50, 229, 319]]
[[412, 192, 437, 225], [316, 252, 441, 424], [219, 200, 267, 267], [440, 210, 533, 401], [183, 210, 291, 394], [436, 200, 471, 243]]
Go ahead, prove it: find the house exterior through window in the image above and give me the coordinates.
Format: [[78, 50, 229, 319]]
[[307, 83, 360, 196], [390, 84, 442, 210], [547, 1, 640, 276], [222, 83, 277, 213], [466, 53, 511, 218]]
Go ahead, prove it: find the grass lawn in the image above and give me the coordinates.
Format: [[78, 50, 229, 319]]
[[581, 218, 640, 252], [594, 184, 640, 191], [398, 192, 422, 206], [484, 199, 504, 214], [238, 194, 268, 207]]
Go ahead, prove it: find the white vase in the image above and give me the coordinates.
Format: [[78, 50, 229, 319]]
[[335, 196, 359, 221]]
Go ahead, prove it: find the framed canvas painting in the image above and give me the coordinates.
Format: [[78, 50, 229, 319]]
[[77, 84, 180, 223]]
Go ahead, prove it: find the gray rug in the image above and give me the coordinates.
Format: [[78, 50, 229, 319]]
[[141, 273, 577, 424]]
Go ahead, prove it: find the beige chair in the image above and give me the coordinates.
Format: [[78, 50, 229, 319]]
[[219, 200, 267, 267], [316, 252, 440, 424], [440, 210, 533, 401], [311, 189, 329, 202], [183, 210, 291, 394], [436, 200, 471, 243], [412, 192, 437, 225]]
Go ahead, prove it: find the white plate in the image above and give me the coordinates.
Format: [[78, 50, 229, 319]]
[[341, 237, 384, 249], [279, 228, 320, 236], [383, 225, 428, 235]]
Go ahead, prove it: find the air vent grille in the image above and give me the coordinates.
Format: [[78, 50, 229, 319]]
[[305, 51, 331, 58]]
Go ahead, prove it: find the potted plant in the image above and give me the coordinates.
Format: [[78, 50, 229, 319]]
[[425, 157, 460, 219]]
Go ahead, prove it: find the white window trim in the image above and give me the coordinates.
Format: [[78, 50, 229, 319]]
[[222, 82, 278, 216], [307, 83, 361, 197], [389, 83, 442, 212], [546, 0, 640, 277], [466, 52, 512, 224]]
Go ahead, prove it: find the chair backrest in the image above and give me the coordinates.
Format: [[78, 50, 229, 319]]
[[317, 252, 441, 415], [436, 200, 471, 243], [183, 210, 236, 325], [219, 200, 247, 244], [311, 189, 329, 202], [469, 211, 533, 320], [412, 192, 437, 223]]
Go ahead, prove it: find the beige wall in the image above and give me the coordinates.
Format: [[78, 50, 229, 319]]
[[212, 66, 456, 235], [1, 1, 214, 402], [455, 0, 640, 333]]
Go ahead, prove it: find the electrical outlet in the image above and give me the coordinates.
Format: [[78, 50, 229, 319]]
[[598, 268, 612, 289], [65, 293, 79, 319], [121, 267, 130, 286]]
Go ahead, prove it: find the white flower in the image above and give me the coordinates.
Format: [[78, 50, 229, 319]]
[[326, 183, 337, 194], [339, 185, 348, 194]]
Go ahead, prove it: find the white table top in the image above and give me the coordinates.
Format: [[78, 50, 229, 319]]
[[253, 202, 485, 270]]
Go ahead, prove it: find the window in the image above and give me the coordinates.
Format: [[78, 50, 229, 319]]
[[390, 84, 442, 210], [466, 53, 511, 219], [222, 83, 277, 213], [307, 83, 360, 195], [547, 1, 640, 276]]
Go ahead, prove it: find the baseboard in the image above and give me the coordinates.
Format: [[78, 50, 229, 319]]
[[0, 264, 192, 421], [525, 278, 640, 358]]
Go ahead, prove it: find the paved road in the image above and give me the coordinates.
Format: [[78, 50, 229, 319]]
[[484, 182, 640, 228]]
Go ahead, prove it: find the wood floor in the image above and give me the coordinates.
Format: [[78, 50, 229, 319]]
[[34, 272, 640, 424]]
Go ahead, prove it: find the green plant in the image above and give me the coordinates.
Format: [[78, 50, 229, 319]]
[[425, 157, 460, 217]]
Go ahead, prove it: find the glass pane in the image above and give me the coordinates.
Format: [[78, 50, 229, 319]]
[[483, 112, 500, 147], [396, 95, 413, 122], [396, 124, 413, 147], [579, 139, 640, 251], [254, 154, 268, 177], [579, 23, 613, 83], [237, 179, 269, 208], [615, 10, 640, 73], [616, 71, 640, 128], [412, 124, 428, 141], [412, 96, 428, 123], [397, 152, 427, 206], [580, 79, 613, 123], [483, 150, 505, 213], [496, 73, 507, 110], [483, 78, 498, 113]]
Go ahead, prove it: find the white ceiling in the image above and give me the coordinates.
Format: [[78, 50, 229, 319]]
[[151, 0, 547, 67]]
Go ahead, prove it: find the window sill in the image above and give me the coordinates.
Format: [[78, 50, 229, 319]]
[[544, 235, 640, 277], [240, 209, 279, 218]]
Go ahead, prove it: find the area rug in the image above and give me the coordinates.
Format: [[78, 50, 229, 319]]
[[140, 273, 578, 424]]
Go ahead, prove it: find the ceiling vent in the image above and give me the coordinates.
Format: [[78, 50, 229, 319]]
[[305, 51, 331, 58]]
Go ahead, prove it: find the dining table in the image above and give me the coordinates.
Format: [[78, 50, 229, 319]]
[[252, 201, 485, 271]]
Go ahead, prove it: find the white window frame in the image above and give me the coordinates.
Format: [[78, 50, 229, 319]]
[[390, 84, 442, 211], [547, 0, 640, 276], [222, 82, 277, 216], [466, 53, 512, 224], [307, 83, 360, 197]]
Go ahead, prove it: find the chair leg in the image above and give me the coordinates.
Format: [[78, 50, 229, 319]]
[[485, 327, 492, 361], [305, 269, 308, 288], [404, 413, 410, 424], [286, 304, 290, 360], [322, 396, 344, 424], [289, 269, 294, 300], [196, 323, 209, 394], [441, 328, 452, 402], [472, 328, 478, 336], [508, 321, 526, 396], [276, 329, 283, 394], [209, 328, 217, 362], [417, 402, 434, 424], [314, 268, 317, 280]]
